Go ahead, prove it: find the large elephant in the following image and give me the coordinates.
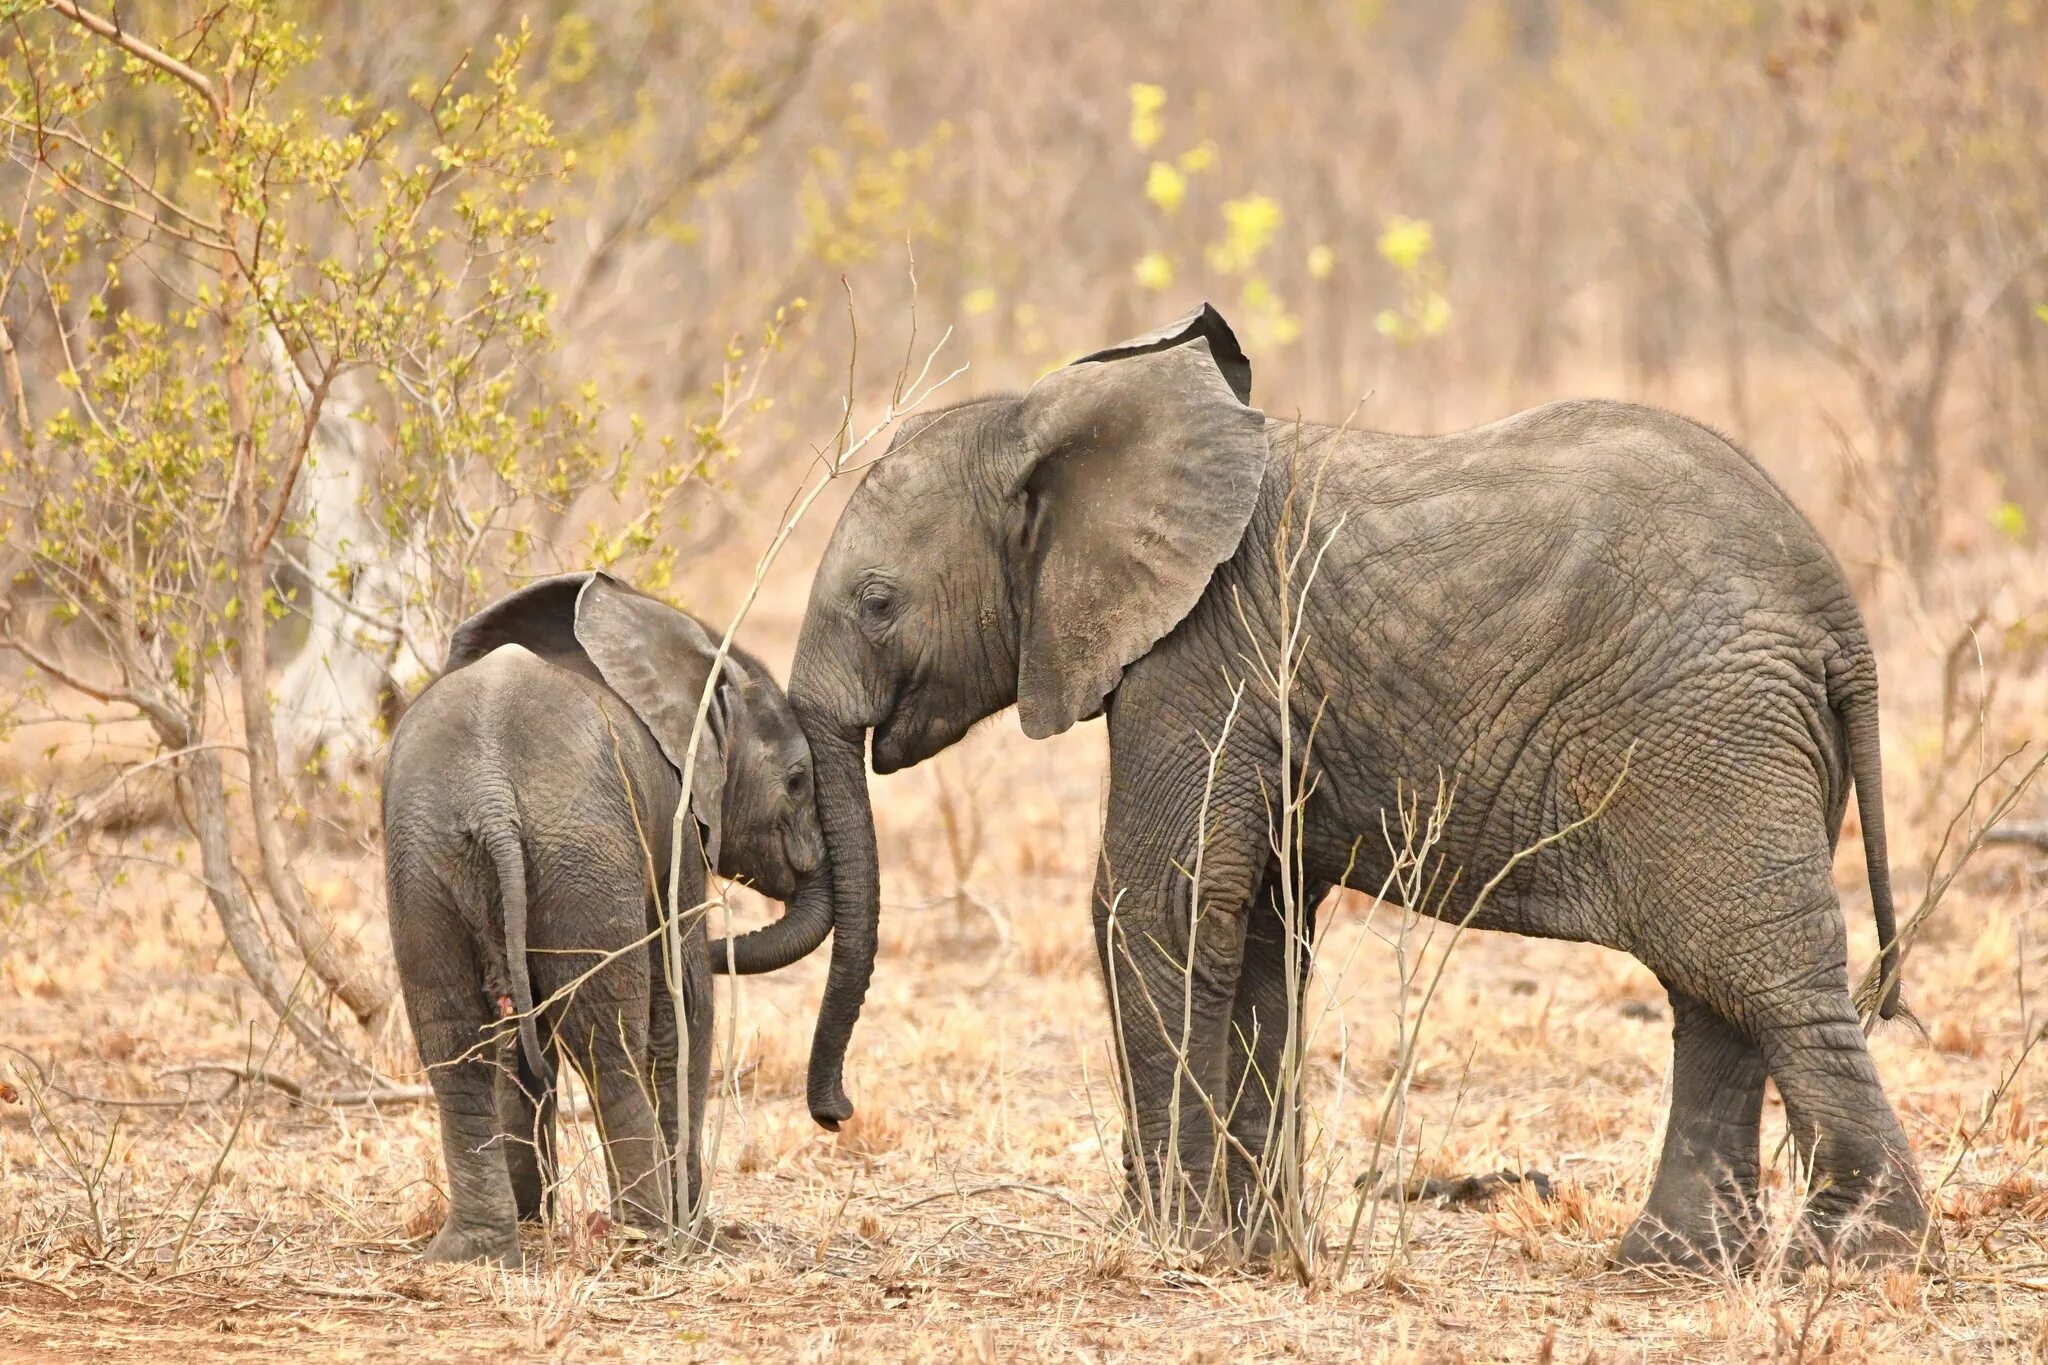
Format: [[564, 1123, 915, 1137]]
[[788, 305, 1929, 1270], [384, 572, 834, 1265]]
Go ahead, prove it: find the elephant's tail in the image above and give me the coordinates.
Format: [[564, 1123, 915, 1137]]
[[481, 819, 553, 1083], [1830, 649, 1907, 1022]]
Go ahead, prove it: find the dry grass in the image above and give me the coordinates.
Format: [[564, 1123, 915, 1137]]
[[4, 696, 2047, 1361]]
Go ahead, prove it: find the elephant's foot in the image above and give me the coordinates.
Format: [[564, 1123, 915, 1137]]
[[1231, 1216, 1328, 1270], [513, 1185, 551, 1225], [1113, 1188, 1236, 1263], [421, 1217, 521, 1267], [509, 1154, 553, 1224], [615, 1184, 681, 1242], [1613, 1207, 1758, 1275], [1786, 1181, 1940, 1273]]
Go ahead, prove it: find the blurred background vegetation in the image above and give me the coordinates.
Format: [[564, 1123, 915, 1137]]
[[3, 0, 2045, 1069]]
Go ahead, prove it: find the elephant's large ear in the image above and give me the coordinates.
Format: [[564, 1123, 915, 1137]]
[[572, 574, 732, 865], [1068, 301, 1252, 404], [443, 573, 594, 673], [1009, 305, 1267, 739]]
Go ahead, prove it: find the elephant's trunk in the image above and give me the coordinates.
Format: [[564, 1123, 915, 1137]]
[[703, 859, 834, 975], [797, 710, 878, 1131]]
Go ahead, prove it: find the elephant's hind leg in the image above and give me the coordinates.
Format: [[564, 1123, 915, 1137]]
[[393, 884, 521, 1266], [645, 917, 710, 1238], [1647, 860, 1931, 1269], [1749, 976, 1933, 1268], [497, 1029, 558, 1224], [553, 950, 673, 1240], [574, 1026, 673, 1238], [1615, 990, 1766, 1272]]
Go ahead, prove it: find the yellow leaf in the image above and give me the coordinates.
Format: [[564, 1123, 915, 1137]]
[[962, 287, 997, 316], [1176, 140, 1218, 174], [1144, 162, 1187, 214], [1992, 500, 2028, 541], [1377, 216, 1434, 272], [1133, 251, 1175, 292], [1307, 244, 1336, 280], [1418, 291, 1451, 337], [1129, 83, 1166, 150], [1209, 194, 1283, 274]]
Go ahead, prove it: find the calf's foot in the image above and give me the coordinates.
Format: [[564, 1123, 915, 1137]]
[[422, 1217, 520, 1267]]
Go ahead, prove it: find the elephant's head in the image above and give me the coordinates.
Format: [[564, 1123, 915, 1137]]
[[445, 572, 830, 966], [791, 304, 1269, 1127]]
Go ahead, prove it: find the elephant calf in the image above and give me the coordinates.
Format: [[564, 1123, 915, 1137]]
[[383, 572, 836, 1265]]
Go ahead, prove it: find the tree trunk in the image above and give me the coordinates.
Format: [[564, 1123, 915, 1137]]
[[1707, 226, 1752, 441], [222, 246, 396, 1044], [269, 358, 421, 782], [1890, 391, 1944, 577], [178, 739, 360, 1068], [144, 660, 356, 1068]]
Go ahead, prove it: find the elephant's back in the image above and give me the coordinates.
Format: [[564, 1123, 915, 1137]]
[[1288, 402, 1838, 569], [386, 645, 678, 846], [1216, 401, 1866, 925], [1266, 400, 1864, 665]]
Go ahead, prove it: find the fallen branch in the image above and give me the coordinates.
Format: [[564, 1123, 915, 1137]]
[[2, 1055, 432, 1111], [1982, 823, 2048, 854], [168, 1065, 433, 1109]]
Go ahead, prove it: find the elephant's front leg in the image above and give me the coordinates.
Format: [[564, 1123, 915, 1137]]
[[647, 908, 712, 1238], [1224, 874, 1326, 1259], [1093, 788, 1265, 1246]]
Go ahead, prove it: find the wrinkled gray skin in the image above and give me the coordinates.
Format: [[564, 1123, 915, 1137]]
[[384, 573, 828, 1266], [790, 305, 1929, 1271]]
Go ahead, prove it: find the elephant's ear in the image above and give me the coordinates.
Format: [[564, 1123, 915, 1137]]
[[1068, 301, 1252, 404], [572, 574, 732, 865], [443, 573, 594, 674], [1009, 306, 1268, 739]]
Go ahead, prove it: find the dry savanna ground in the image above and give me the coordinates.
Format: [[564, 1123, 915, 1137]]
[[4, 373, 2048, 1363]]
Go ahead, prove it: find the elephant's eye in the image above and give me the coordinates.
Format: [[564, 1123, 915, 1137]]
[[858, 583, 894, 622], [785, 766, 809, 798]]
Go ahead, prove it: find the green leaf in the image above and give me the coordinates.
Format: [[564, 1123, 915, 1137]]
[[1991, 501, 2028, 542]]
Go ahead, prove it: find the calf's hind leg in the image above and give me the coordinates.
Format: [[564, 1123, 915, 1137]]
[[646, 906, 713, 1234], [547, 897, 674, 1237], [497, 1027, 558, 1224], [1750, 971, 1931, 1266], [392, 887, 521, 1265]]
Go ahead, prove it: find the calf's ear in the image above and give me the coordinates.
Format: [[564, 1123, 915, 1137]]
[[573, 574, 732, 867], [442, 573, 592, 674]]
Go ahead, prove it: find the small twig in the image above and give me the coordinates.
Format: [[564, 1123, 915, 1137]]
[[891, 1181, 1104, 1226], [0, 1269, 76, 1299], [174, 971, 306, 1269]]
